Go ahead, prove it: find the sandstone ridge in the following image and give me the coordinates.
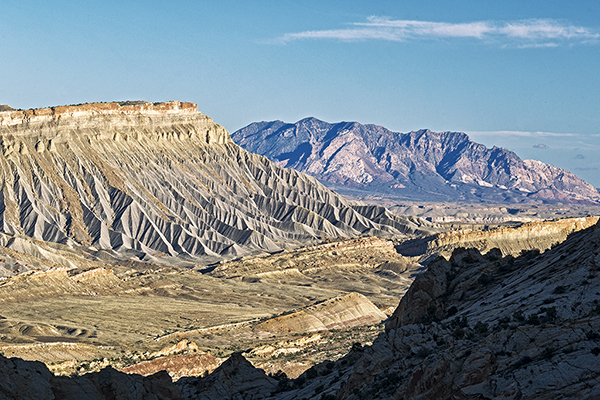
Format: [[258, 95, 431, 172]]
[[255, 292, 387, 334], [397, 216, 599, 262]]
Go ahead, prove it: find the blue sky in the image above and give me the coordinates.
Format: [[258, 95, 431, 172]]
[[1, 1, 599, 186]]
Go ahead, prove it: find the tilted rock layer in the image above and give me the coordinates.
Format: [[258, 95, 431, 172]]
[[254, 292, 387, 334], [396, 216, 599, 262], [0, 102, 429, 264], [232, 118, 600, 203]]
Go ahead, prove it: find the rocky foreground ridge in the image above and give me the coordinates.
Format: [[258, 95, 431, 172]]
[[0, 102, 434, 265], [2, 218, 599, 399], [177, 219, 600, 399], [232, 118, 600, 204]]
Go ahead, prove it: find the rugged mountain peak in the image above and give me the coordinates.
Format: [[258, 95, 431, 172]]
[[233, 119, 600, 203]]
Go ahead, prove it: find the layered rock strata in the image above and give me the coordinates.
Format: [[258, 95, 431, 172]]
[[254, 292, 387, 334], [397, 216, 598, 262], [0, 102, 430, 264]]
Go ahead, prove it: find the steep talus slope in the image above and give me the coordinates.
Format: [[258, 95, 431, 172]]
[[331, 223, 600, 399], [232, 118, 600, 203], [0, 102, 429, 264]]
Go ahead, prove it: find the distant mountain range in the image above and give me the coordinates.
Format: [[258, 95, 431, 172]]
[[232, 118, 600, 204]]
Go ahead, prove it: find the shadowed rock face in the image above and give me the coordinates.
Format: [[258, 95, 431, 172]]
[[177, 353, 277, 400], [0, 102, 431, 265], [396, 216, 599, 263], [232, 118, 600, 203], [0, 354, 184, 400], [190, 221, 600, 399], [334, 222, 600, 400]]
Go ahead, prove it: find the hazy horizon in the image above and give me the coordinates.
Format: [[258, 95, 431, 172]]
[[2, 1, 599, 186]]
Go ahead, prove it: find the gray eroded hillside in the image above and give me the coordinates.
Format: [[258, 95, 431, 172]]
[[0, 102, 434, 265], [232, 118, 600, 204]]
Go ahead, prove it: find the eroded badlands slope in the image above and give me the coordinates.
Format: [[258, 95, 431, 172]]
[[0, 102, 432, 265]]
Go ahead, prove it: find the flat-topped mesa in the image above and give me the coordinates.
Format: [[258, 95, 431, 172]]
[[0, 100, 421, 261], [0, 100, 232, 146], [0, 100, 197, 122]]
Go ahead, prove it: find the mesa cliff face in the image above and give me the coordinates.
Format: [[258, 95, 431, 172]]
[[232, 118, 600, 203], [0, 102, 430, 264]]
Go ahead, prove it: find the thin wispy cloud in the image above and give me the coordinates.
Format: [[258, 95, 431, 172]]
[[279, 17, 599, 47], [533, 143, 550, 149]]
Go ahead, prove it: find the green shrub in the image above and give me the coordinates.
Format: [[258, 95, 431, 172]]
[[513, 356, 532, 368], [319, 394, 336, 400], [542, 347, 555, 360], [540, 307, 557, 323], [351, 342, 363, 352], [513, 310, 525, 322], [305, 367, 318, 380], [415, 348, 432, 358], [446, 306, 458, 317], [526, 314, 541, 326], [553, 286, 567, 294]]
